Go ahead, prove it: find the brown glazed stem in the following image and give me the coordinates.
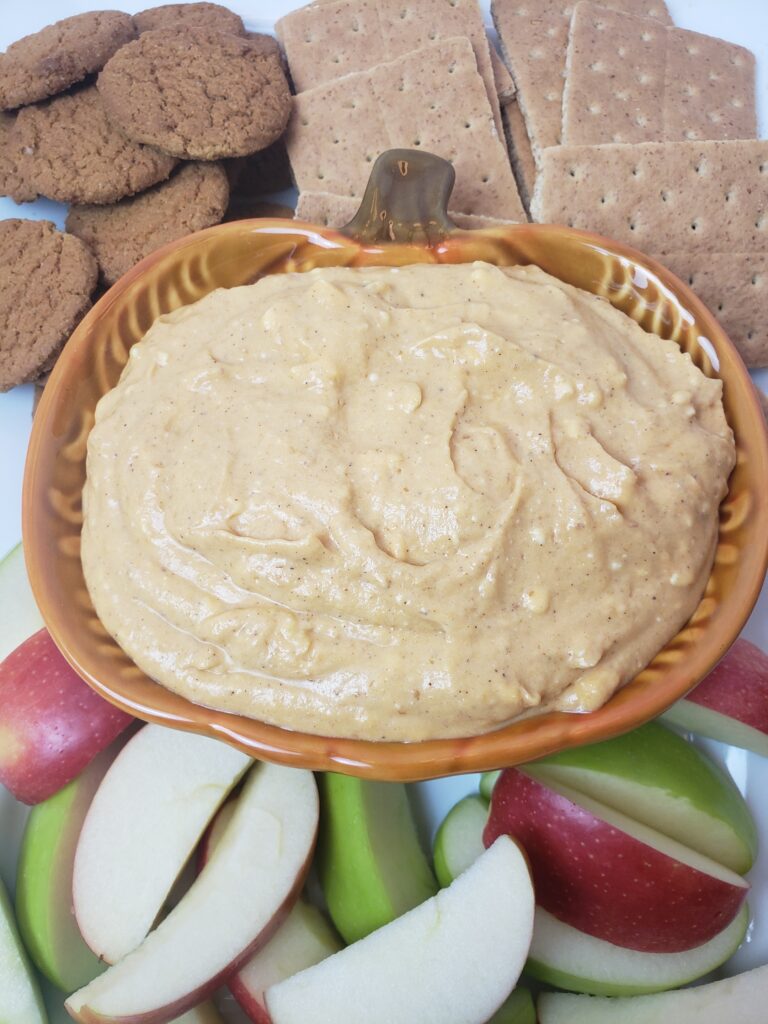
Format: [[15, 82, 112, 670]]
[[339, 149, 458, 245]]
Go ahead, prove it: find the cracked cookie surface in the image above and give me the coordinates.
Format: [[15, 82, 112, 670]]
[[134, 3, 245, 35], [97, 28, 292, 160], [0, 219, 97, 390]]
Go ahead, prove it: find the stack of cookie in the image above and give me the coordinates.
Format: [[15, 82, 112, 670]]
[[0, 2, 293, 393], [491, 0, 766, 367]]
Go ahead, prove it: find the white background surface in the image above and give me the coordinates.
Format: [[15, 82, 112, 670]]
[[1, 2, 768, 1020]]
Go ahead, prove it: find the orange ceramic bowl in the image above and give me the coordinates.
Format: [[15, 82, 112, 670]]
[[23, 152, 768, 781]]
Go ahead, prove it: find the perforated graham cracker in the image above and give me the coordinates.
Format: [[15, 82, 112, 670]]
[[655, 253, 767, 367], [664, 29, 756, 141], [491, 0, 671, 159], [531, 139, 768, 254], [276, 0, 504, 135], [562, 3, 757, 145], [287, 37, 526, 220], [296, 190, 521, 228]]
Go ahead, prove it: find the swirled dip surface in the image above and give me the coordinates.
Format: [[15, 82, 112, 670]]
[[81, 263, 735, 741]]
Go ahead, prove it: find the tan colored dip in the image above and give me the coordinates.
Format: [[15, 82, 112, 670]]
[[82, 263, 735, 741]]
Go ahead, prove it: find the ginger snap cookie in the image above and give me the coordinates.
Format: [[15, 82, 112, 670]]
[[97, 28, 292, 160], [66, 162, 230, 285], [0, 112, 35, 202], [13, 84, 177, 205], [134, 3, 245, 35], [0, 11, 136, 111], [0, 219, 97, 391]]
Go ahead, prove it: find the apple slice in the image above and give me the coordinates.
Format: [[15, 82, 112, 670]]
[[0, 874, 47, 1024], [433, 794, 488, 887], [173, 1003, 225, 1023], [537, 961, 768, 1024], [15, 739, 127, 992], [480, 771, 501, 802], [0, 628, 134, 805], [73, 724, 252, 964], [229, 901, 343, 1024], [66, 762, 318, 1024], [528, 903, 749, 996], [663, 639, 768, 756], [0, 542, 44, 661], [484, 769, 748, 952], [266, 835, 534, 1024], [527, 721, 757, 873], [317, 774, 437, 943], [488, 988, 536, 1024], [198, 799, 342, 1024]]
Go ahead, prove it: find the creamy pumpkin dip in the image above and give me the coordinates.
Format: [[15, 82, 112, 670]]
[[81, 262, 735, 741]]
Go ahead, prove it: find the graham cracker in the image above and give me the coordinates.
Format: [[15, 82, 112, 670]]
[[276, 0, 505, 136], [296, 190, 521, 228], [490, 44, 516, 100], [491, 0, 671, 159], [664, 29, 756, 141], [531, 139, 768, 254], [502, 97, 537, 213], [562, 4, 757, 146], [655, 252, 767, 367], [287, 37, 526, 220]]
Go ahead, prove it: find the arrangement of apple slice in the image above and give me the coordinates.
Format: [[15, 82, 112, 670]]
[[66, 761, 318, 1024], [0, 542, 44, 661], [484, 769, 748, 952], [265, 835, 535, 1024], [317, 774, 437, 943], [663, 639, 768, 756], [15, 739, 126, 992], [0, 875, 47, 1024], [433, 794, 488, 888], [199, 798, 343, 1024], [73, 724, 252, 964], [0, 628, 134, 805], [537, 961, 768, 1023], [526, 720, 757, 873]]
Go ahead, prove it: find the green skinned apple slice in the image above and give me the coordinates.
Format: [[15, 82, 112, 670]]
[[480, 771, 501, 802], [0, 543, 44, 662], [433, 795, 488, 888], [527, 721, 757, 873], [432, 788, 749, 995], [317, 774, 437, 943], [537, 961, 768, 1024], [15, 742, 126, 991], [527, 903, 749, 996], [488, 987, 536, 1024], [266, 836, 534, 1024], [0, 874, 47, 1024]]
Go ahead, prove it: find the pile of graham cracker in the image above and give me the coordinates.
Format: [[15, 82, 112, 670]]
[[276, 0, 765, 368]]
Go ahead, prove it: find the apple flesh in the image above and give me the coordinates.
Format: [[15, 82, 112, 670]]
[[0, 874, 47, 1024], [432, 794, 488, 887], [74, 724, 252, 964], [317, 774, 437, 943], [663, 639, 768, 756], [229, 901, 342, 1024], [528, 903, 749, 996], [528, 720, 757, 873], [0, 628, 134, 805], [0, 542, 44, 661], [484, 769, 748, 952], [266, 835, 534, 1024], [66, 762, 319, 1024], [15, 740, 127, 992], [537, 961, 768, 1024]]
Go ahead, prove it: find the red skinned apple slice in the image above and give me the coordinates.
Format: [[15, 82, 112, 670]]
[[484, 769, 748, 953], [0, 628, 134, 805], [66, 762, 318, 1024], [74, 724, 252, 964], [266, 836, 534, 1024], [199, 799, 342, 1024], [663, 639, 768, 756], [537, 961, 768, 1024], [528, 903, 749, 995]]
